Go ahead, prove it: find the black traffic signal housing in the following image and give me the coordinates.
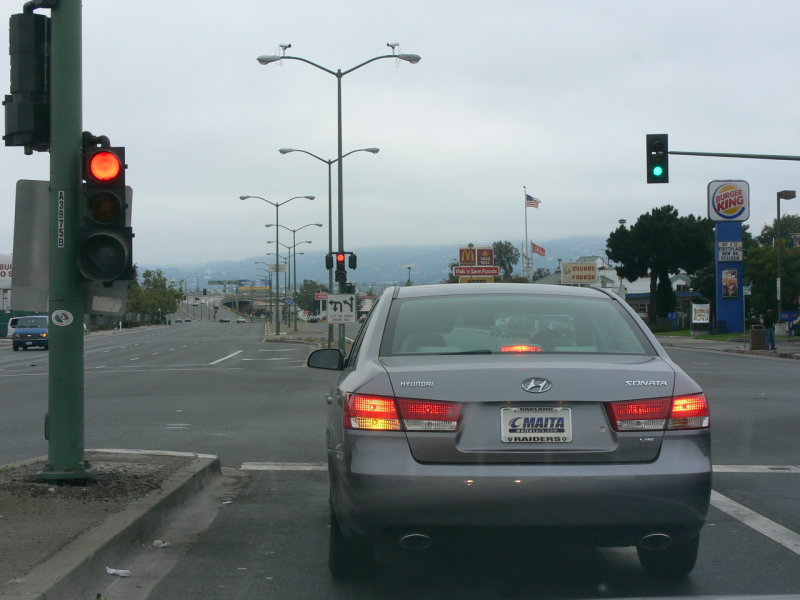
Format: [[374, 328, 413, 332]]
[[348, 253, 357, 269], [646, 134, 669, 183], [78, 134, 133, 283], [3, 11, 51, 154], [335, 252, 347, 283], [325, 254, 334, 270]]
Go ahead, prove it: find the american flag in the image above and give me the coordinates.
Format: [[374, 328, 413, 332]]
[[531, 242, 546, 256], [525, 193, 541, 208]]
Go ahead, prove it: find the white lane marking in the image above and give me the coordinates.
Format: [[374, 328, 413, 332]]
[[152, 352, 159, 356], [714, 465, 800, 473], [258, 349, 298, 353], [130, 357, 139, 361], [241, 357, 292, 361], [208, 350, 243, 365], [711, 490, 800, 556], [241, 462, 326, 471]]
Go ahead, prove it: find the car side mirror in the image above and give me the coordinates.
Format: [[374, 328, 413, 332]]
[[307, 348, 345, 371]]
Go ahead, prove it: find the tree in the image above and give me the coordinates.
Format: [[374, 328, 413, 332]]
[[493, 240, 520, 280], [532, 267, 552, 282], [126, 268, 182, 321], [606, 206, 713, 322], [297, 279, 328, 313]]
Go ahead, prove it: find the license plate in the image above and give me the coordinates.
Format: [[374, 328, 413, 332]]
[[501, 406, 572, 443]]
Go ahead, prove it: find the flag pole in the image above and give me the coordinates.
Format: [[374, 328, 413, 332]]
[[523, 186, 530, 280]]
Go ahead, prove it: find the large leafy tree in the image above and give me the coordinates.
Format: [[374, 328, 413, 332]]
[[127, 268, 183, 319], [743, 215, 800, 318], [606, 206, 713, 322], [493, 240, 521, 280]]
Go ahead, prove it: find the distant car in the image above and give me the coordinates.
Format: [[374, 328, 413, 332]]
[[307, 316, 320, 323], [184, 318, 192, 323], [219, 317, 231, 323], [11, 315, 49, 351], [174, 319, 183, 323], [236, 317, 246, 323], [308, 283, 711, 580]]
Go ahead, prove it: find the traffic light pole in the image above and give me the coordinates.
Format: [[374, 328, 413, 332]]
[[40, 0, 90, 480]]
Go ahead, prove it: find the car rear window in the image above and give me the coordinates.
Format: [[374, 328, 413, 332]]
[[380, 293, 654, 356], [15, 317, 48, 328]]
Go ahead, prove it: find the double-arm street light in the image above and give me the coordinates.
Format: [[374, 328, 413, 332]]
[[258, 44, 420, 350], [267, 234, 316, 330], [278, 148, 378, 341], [777, 189, 796, 325], [240, 194, 314, 335]]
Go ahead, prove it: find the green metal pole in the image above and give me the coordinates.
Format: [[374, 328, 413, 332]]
[[40, 0, 91, 480], [327, 160, 334, 347], [336, 71, 346, 352]]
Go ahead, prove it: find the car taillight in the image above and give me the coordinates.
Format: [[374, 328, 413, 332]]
[[344, 394, 461, 432], [668, 394, 710, 429], [604, 394, 709, 432], [344, 394, 402, 431], [396, 398, 461, 431]]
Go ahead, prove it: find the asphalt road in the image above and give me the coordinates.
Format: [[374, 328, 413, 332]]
[[2, 324, 799, 598]]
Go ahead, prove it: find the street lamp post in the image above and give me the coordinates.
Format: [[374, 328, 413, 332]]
[[267, 239, 312, 330], [260, 44, 420, 350], [777, 190, 796, 327], [266, 222, 322, 330], [279, 148, 379, 341], [240, 194, 314, 335]]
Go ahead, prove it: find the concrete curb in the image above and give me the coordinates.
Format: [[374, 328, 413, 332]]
[[1, 450, 220, 600]]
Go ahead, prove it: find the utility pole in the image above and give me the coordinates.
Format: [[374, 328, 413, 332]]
[[41, 0, 91, 479]]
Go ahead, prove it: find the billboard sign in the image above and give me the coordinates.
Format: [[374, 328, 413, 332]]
[[708, 180, 749, 222], [453, 266, 500, 277], [0, 254, 11, 290], [561, 262, 597, 285]]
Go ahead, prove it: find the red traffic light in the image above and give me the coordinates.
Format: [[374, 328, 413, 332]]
[[87, 150, 123, 182], [336, 253, 346, 264]]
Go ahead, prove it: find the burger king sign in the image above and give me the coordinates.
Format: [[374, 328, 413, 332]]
[[707, 180, 750, 222]]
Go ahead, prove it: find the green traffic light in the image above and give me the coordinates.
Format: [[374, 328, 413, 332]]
[[652, 165, 664, 177]]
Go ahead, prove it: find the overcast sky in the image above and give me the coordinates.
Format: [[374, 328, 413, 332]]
[[3, 0, 800, 267]]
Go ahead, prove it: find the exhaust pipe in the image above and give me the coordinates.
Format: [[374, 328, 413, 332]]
[[399, 532, 433, 550], [638, 532, 672, 550]]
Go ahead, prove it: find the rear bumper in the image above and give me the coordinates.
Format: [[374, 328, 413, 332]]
[[330, 431, 711, 545]]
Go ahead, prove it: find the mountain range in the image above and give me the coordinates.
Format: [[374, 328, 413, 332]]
[[146, 235, 608, 292]]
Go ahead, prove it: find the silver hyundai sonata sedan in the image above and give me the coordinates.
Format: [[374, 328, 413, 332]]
[[307, 283, 711, 580]]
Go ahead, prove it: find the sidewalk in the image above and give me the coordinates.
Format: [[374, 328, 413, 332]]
[[0, 450, 226, 600], [656, 333, 800, 360]]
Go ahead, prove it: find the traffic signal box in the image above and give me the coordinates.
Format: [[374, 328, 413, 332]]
[[335, 252, 347, 283], [327, 251, 358, 283], [78, 138, 133, 282], [4, 11, 51, 154], [646, 134, 669, 183]]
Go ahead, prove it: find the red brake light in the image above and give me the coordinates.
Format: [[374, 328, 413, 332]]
[[88, 151, 122, 181], [605, 394, 709, 432], [605, 397, 671, 431], [344, 394, 461, 432], [396, 398, 461, 431], [668, 394, 710, 429], [344, 394, 401, 430], [500, 344, 543, 353]]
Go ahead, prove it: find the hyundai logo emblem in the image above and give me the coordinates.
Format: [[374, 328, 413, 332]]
[[521, 377, 552, 393]]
